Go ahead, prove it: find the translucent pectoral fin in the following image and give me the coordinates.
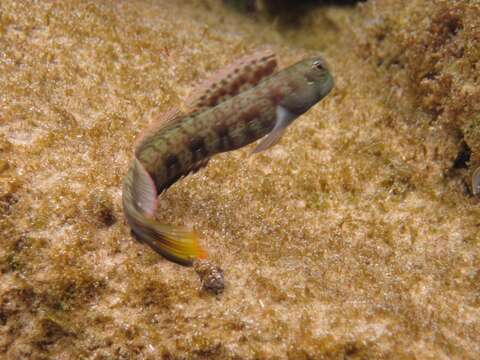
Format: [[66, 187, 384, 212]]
[[251, 123, 288, 154], [252, 105, 297, 154], [131, 158, 158, 217]]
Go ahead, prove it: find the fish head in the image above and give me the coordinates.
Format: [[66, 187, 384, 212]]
[[280, 56, 334, 115], [304, 56, 334, 99]]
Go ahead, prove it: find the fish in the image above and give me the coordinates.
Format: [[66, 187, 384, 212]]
[[122, 49, 334, 266]]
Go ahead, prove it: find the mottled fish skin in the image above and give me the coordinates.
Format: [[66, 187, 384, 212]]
[[136, 56, 334, 189], [123, 51, 334, 266], [135, 48, 277, 148], [185, 47, 277, 113]]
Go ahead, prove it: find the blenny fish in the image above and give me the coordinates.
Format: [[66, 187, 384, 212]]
[[123, 48, 334, 266]]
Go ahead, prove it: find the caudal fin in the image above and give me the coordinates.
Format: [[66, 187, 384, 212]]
[[122, 159, 207, 266]]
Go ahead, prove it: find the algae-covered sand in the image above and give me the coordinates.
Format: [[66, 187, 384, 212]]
[[1, 0, 479, 358]]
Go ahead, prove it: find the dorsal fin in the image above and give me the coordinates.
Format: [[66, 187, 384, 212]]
[[135, 48, 277, 150], [134, 108, 184, 148], [185, 47, 277, 114]]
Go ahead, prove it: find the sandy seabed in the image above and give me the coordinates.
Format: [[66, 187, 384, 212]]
[[1, 0, 479, 359]]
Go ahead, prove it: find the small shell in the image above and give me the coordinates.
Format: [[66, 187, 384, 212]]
[[194, 259, 225, 295], [472, 167, 480, 196]]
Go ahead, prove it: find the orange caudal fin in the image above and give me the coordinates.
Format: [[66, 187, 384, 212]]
[[131, 221, 207, 265], [122, 159, 207, 266]]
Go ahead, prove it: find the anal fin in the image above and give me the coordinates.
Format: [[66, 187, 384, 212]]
[[159, 157, 211, 195], [131, 158, 158, 216]]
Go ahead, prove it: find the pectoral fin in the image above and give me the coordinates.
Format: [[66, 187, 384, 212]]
[[252, 106, 297, 154]]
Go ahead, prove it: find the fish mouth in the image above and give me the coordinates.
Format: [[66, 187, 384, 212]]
[[322, 74, 334, 97]]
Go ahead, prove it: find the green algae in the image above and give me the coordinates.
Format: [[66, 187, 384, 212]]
[[357, 0, 480, 191]]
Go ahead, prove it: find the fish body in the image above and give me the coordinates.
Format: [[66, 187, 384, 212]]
[[123, 50, 334, 266]]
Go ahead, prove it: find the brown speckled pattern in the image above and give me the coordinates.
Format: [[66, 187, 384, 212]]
[[186, 48, 277, 113], [135, 60, 303, 194]]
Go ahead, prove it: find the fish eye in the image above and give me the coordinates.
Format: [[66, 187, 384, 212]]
[[312, 60, 324, 71]]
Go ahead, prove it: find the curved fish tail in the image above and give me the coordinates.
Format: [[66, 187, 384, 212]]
[[122, 159, 207, 266]]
